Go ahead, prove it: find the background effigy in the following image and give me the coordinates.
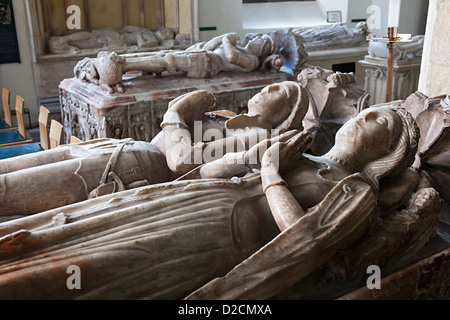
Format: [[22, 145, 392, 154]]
[[360, 35, 424, 105]]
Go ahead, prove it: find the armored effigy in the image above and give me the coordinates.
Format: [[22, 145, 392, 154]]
[[72, 31, 309, 93]]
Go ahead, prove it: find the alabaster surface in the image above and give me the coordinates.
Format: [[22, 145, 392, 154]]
[[59, 71, 296, 144], [72, 31, 308, 93], [292, 22, 369, 52], [2, 81, 305, 219], [368, 35, 424, 63], [49, 26, 180, 55], [0, 139, 173, 221]]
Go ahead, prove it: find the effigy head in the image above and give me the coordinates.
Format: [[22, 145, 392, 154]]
[[245, 34, 274, 58], [330, 106, 420, 188], [226, 81, 308, 132]]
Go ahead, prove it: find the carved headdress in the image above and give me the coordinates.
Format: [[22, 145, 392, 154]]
[[362, 106, 420, 190]]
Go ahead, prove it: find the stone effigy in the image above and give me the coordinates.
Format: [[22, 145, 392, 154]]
[[0, 139, 172, 221], [0, 102, 443, 299], [152, 81, 308, 177], [73, 31, 308, 93], [186, 106, 439, 300], [49, 26, 180, 55], [60, 70, 297, 143], [241, 28, 309, 74], [292, 22, 369, 52], [368, 35, 424, 63], [61, 31, 306, 147]]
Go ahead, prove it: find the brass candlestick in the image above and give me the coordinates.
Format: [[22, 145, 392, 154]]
[[385, 27, 401, 103]]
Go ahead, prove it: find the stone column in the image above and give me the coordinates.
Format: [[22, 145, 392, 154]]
[[418, 0, 450, 97]]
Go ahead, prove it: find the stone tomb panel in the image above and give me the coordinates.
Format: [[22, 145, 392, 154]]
[[60, 72, 295, 143]]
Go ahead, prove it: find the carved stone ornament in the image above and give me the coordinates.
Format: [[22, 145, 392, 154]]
[[403, 92, 450, 211], [299, 66, 370, 156]]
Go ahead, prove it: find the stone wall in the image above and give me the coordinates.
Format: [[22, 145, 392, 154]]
[[418, 0, 450, 97]]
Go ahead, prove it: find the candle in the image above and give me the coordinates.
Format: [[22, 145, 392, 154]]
[[388, 0, 401, 27]]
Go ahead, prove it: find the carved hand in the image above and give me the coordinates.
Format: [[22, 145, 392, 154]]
[[166, 90, 216, 126], [243, 130, 299, 170], [223, 33, 241, 46], [409, 188, 442, 216], [261, 131, 312, 174], [261, 131, 312, 193]]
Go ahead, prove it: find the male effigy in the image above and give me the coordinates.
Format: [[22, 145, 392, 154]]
[[73, 31, 308, 93]]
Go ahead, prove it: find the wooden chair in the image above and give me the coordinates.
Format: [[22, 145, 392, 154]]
[[0, 109, 59, 160], [49, 119, 64, 149], [38, 106, 50, 150], [0, 96, 33, 147], [0, 88, 15, 131], [70, 136, 82, 144]]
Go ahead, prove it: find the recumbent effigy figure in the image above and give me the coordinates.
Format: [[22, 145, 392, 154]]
[[0, 81, 308, 221], [0, 104, 442, 300], [292, 22, 369, 52], [74, 32, 288, 93], [48, 26, 179, 55]]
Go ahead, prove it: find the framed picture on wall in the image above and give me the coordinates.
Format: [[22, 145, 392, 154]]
[[327, 11, 342, 23]]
